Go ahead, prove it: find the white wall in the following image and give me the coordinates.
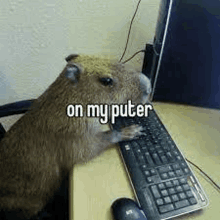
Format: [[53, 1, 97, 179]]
[[0, 0, 160, 105]]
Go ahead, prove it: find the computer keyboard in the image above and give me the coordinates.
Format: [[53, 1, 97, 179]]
[[111, 108, 208, 220]]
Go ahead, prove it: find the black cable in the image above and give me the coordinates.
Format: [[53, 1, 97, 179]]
[[119, 0, 142, 63], [186, 158, 220, 192], [121, 49, 146, 64]]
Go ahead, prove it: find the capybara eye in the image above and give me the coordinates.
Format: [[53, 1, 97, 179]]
[[99, 77, 113, 86]]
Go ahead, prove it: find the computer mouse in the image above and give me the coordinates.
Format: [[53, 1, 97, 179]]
[[111, 197, 148, 220]]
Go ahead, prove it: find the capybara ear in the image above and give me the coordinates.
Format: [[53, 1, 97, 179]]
[[65, 54, 79, 62]]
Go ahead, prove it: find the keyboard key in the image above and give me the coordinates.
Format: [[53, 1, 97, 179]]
[[186, 190, 194, 198], [175, 169, 184, 176], [151, 185, 161, 199], [176, 156, 182, 161], [156, 198, 164, 206], [155, 145, 161, 149], [161, 189, 168, 197], [172, 164, 180, 169], [158, 204, 175, 214], [149, 145, 155, 151], [145, 152, 154, 166], [176, 186, 183, 192], [140, 146, 147, 152], [178, 192, 187, 200], [182, 184, 190, 191], [173, 179, 179, 186], [151, 135, 156, 140], [147, 177, 153, 183], [179, 178, 187, 184], [140, 164, 147, 171], [161, 173, 169, 180], [171, 194, 179, 202], [183, 168, 190, 174], [170, 145, 176, 150], [157, 148, 164, 154], [165, 181, 173, 188], [161, 140, 167, 146], [158, 165, 172, 173], [136, 155, 146, 165], [168, 171, 175, 178], [158, 183, 165, 190], [180, 162, 187, 167], [173, 150, 179, 156], [160, 155, 168, 163], [152, 153, 161, 165], [166, 152, 174, 161], [174, 199, 190, 209], [144, 170, 150, 176], [150, 169, 157, 175], [166, 138, 173, 143], [189, 197, 197, 205], [132, 142, 140, 149], [168, 188, 176, 195], [164, 196, 172, 204], [139, 139, 147, 147]]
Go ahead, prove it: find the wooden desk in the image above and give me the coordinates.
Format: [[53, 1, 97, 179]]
[[71, 102, 220, 220]]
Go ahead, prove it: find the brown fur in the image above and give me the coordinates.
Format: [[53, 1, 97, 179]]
[[0, 54, 151, 219]]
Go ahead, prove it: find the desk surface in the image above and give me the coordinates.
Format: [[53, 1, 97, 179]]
[[71, 102, 220, 220]]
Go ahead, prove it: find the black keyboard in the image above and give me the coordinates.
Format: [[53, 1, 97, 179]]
[[111, 108, 208, 220]]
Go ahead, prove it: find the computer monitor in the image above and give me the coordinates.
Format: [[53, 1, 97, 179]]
[[143, 0, 220, 109]]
